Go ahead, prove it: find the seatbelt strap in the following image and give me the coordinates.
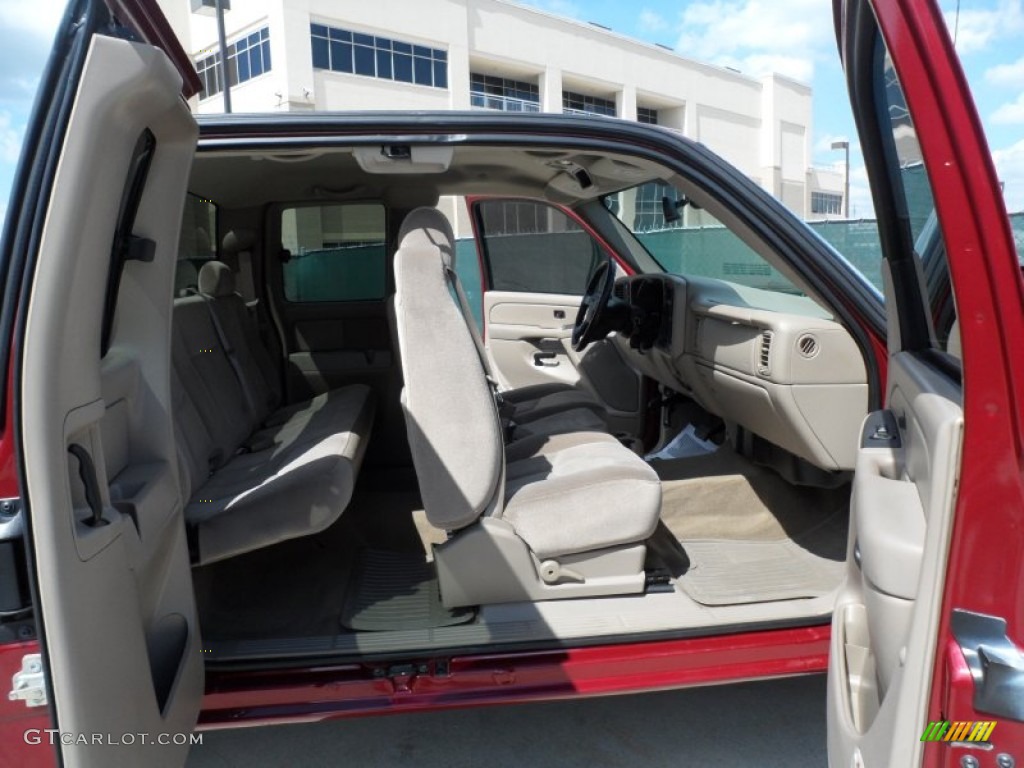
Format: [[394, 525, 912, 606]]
[[444, 265, 496, 384], [197, 292, 261, 420], [443, 266, 518, 441], [236, 249, 257, 303]]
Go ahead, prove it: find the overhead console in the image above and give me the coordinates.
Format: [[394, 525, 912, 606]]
[[613, 274, 868, 472]]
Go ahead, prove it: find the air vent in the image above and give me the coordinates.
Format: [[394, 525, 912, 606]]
[[757, 330, 773, 376], [613, 281, 627, 300], [797, 333, 820, 359]]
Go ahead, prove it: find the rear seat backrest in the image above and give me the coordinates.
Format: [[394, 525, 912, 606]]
[[169, 363, 217, 502], [198, 261, 281, 425], [171, 297, 252, 466]]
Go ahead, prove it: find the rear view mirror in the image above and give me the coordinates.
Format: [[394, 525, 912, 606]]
[[662, 196, 682, 223], [661, 195, 702, 223]]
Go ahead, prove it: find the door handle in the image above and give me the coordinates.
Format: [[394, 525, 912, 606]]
[[951, 609, 1024, 720], [67, 444, 107, 528], [533, 351, 560, 367]]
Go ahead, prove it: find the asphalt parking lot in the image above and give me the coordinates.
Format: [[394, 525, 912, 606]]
[[188, 673, 827, 767]]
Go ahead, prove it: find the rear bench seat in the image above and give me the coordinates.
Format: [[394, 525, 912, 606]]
[[172, 261, 375, 565]]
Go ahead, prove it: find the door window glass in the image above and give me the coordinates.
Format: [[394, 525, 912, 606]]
[[476, 200, 603, 294], [873, 41, 957, 356]]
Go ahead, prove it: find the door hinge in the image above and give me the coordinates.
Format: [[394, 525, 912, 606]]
[[8, 653, 47, 708], [372, 660, 451, 693], [951, 609, 1024, 721]]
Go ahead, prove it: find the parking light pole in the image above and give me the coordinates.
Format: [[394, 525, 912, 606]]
[[192, 0, 232, 113], [831, 140, 850, 218]]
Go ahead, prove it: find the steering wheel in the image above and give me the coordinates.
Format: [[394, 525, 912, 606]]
[[571, 259, 615, 352]]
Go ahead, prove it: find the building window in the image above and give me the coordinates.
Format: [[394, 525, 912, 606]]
[[470, 73, 540, 112], [637, 107, 658, 125], [310, 24, 448, 89], [196, 27, 271, 101], [562, 90, 616, 117], [811, 191, 844, 215]]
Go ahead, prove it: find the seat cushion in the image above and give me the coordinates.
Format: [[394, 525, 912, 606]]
[[509, 407, 609, 440], [249, 386, 372, 450], [501, 382, 608, 439], [185, 384, 375, 564], [502, 382, 605, 422], [502, 432, 662, 559]]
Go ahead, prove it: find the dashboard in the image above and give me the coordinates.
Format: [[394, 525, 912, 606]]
[[612, 273, 868, 471]]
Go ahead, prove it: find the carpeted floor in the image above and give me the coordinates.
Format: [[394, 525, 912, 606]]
[[194, 451, 851, 640], [652, 448, 850, 605]]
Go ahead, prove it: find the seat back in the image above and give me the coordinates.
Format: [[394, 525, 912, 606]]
[[198, 260, 281, 423], [397, 207, 492, 380], [393, 223, 504, 531]]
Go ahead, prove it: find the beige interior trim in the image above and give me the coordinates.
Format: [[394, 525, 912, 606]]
[[614, 274, 867, 470], [21, 35, 201, 766], [827, 352, 963, 768], [485, 290, 644, 434]]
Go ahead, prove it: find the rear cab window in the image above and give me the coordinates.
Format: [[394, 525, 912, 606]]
[[176, 193, 218, 296], [280, 203, 387, 302]]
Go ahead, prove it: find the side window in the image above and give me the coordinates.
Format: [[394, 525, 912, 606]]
[[175, 193, 217, 297], [873, 42, 958, 357], [280, 203, 386, 302], [604, 181, 806, 298], [476, 200, 603, 294]]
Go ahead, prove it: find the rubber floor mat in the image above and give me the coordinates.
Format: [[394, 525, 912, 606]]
[[340, 549, 476, 631], [677, 539, 844, 606]]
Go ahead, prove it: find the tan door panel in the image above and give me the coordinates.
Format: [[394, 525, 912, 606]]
[[485, 291, 581, 389], [20, 35, 203, 766], [827, 352, 962, 768], [485, 291, 644, 434]]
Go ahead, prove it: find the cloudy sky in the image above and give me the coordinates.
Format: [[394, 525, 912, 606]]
[[521, 0, 1024, 218], [0, 0, 1022, 223]]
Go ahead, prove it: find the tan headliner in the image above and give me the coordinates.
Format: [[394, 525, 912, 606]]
[[188, 145, 668, 209]]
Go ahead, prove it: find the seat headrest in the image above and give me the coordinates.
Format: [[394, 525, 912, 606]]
[[397, 207, 456, 269], [222, 229, 256, 255], [198, 261, 236, 298]]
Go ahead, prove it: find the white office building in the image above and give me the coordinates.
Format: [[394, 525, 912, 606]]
[[161, 0, 846, 228]]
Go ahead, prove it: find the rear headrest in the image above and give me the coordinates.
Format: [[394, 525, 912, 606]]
[[222, 229, 256, 255], [397, 208, 456, 269], [198, 261, 236, 298]]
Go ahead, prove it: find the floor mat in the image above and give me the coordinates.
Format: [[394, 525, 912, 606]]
[[677, 538, 845, 605], [655, 449, 850, 552], [340, 549, 476, 631]]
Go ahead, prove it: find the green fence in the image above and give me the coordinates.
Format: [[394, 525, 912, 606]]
[[453, 212, 1024, 328]]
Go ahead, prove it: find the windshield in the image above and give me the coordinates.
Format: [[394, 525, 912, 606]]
[[601, 181, 806, 297]]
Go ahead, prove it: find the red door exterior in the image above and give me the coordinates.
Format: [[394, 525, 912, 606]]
[[858, 0, 1024, 763]]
